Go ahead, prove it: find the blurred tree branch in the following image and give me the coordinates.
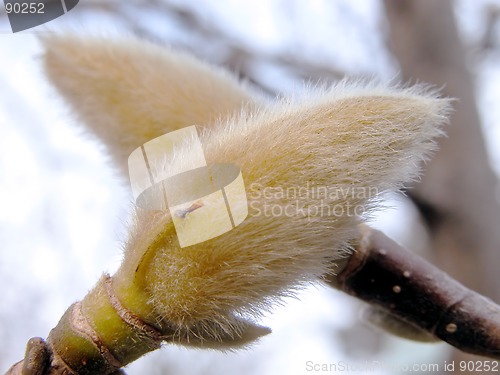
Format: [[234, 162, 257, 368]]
[[384, 0, 500, 372], [480, 3, 500, 52], [69, 0, 349, 94]]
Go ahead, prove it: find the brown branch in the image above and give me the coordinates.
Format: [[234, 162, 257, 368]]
[[327, 225, 500, 360]]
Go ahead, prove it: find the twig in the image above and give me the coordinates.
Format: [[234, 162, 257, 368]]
[[327, 225, 500, 360]]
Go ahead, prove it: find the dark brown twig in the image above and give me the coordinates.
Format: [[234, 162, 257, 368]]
[[327, 225, 500, 360]]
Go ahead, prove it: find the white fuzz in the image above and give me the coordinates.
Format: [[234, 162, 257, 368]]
[[42, 34, 263, 173], [42, 35, 452, 343]]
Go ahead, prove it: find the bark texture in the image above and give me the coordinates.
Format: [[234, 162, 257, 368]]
[[333, 225, 500, 360]]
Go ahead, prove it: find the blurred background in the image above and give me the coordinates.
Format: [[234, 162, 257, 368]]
[[1, 0, 500, 374]]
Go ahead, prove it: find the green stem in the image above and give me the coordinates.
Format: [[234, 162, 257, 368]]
[[46, 274, 164, 374]]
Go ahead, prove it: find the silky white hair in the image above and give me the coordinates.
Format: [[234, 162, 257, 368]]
[[42, 34, 452, 344]]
